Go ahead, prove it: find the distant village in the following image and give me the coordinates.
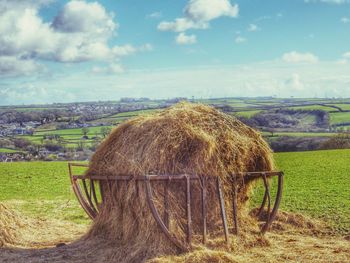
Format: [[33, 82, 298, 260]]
[[1, 96, 350, 162], [0, 97, 187, 162]]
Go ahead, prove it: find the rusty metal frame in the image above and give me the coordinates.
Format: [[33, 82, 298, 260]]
[[68, 163, 283, 251], [231, 171, 284, 234]]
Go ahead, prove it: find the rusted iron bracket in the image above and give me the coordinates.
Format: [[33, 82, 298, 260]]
[[68, 163, 283, 251]]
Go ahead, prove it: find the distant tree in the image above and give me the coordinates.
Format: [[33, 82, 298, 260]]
[[100, 126, 112, 138], [76, 141, 85, 151], [82, 127, 90, 137], [43, 143, 63, 152], [267, 128, 275, 137], [321, 133, 350, 150], [13, 138, 31, 149]]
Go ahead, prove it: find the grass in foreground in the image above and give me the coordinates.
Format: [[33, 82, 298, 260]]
[[0, 149, 349, 234]]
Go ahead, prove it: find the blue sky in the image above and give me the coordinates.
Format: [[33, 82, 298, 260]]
[[0, 0, 350, 105]]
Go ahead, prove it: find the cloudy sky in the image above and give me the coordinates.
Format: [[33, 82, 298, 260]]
[[1, 0, 350, 105]]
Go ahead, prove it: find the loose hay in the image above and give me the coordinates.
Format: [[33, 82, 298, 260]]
[[1, 210, 349, 263], [84, 102, 275, 262], [0, 201, 87, 248], [0, 203, 22, 247]]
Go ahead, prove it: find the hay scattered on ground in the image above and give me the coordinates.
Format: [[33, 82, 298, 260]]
[[0, 203, 22, 247], [0, 202, 87, 248], [149, 210, 350, 263], [0, 210, 349, 263]]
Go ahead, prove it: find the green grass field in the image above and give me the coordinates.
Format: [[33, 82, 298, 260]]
[[263, 132, 336, 137], [110, 109, 159, 118], [234, 110, 261, 118], [16, 126, 115, 149], [330, 112, 350, 125], [288, 105, 338, 112], [0, 148, 23, 153], [0, 149, 349, 234], [329, 104, 350, 111]]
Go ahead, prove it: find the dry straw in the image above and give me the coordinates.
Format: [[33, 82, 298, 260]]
[[85, 102, 275, 262], [0, 203, 22, 247]]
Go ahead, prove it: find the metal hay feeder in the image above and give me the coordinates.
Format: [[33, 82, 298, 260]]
[[68, 163, 284, 251]]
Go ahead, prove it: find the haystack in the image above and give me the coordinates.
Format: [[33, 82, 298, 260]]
[[0, 203, 22, 247], [85, 102, 274, 262]]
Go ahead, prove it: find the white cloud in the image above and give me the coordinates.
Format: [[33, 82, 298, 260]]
[[112, 45, 137, 57], [3, 60, 350, 105], [343, 52, 350, 59], [175, 33, 197, 45], [139, 43, 153, 52], [282, 51, 319, 64], [284, 74, 304, 91], [336, 59, 348, 64], [247, 23, 259, 32], [184, 0, 239, 22], [341, 17, 350, 23], [111, 44, 152, 56], [0, 0, 150, 76], [52, 1, 116, 34], [92, 63, 125, 74], [147, 11, 162, 19], [158, 18, 208, 32], [0, 56, 42, 77], [158, 0, 238, 35], [235, 36, 246, 43]]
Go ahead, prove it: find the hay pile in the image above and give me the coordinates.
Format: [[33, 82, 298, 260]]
[[0, 201, 87, 249], [1, 210, 350, 263], [84, 102, 275, 262], [0, 203, 23, 247]]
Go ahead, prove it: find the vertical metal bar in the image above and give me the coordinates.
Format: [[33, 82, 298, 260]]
[[144, 176, 189, 252], [164, 178, 170, 229], [106, 175, 112, 193], [115, 178, 119, 192], [186, 175, 192, 245], [261, 172, 284, 234], [261, 173, 271, 231], [68, 163, 72, 178], [105, 175, 115, 205], [201, 177, 207, 244], [217, 177, 229, 245], [82, 179, 97, 213], [90, 179, 99, 210], [231, 175, 239, 235], [257, 190, 268, 218], [136, 180, 140, 197]]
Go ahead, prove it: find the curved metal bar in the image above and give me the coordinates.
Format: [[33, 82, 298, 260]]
[[90, 179, 100, 210], [201, 177, 207, 244], [82, 179, 98, 214], [231, 175, 239, 235], [257, 190, 268, 219], [99, 180, 105, 203], [261, 173, 271, 230], [261, 172, 284, 234], [217, 177, 230, 245], [164, 178, 170, 229], [144, 175, 189, 252], [185, 175, 192, 245], [68, 163, 97, 219]]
